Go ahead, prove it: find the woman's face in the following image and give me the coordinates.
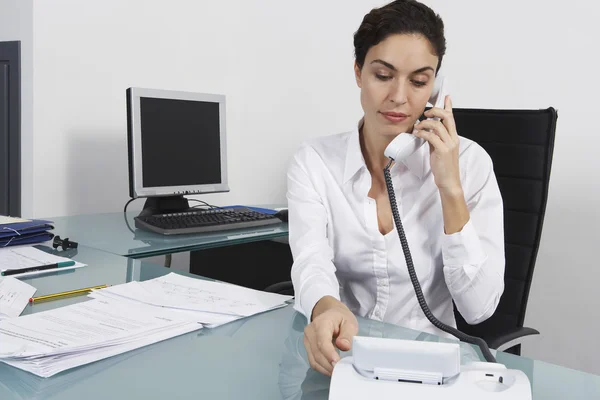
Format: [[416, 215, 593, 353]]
[[355, 33, 439, 139]]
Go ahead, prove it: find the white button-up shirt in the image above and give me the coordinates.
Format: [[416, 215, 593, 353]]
[[287, 122, 505, 337]]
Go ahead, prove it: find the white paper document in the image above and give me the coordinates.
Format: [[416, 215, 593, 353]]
[[0, 247, 86, 277], [88, 287, 241, 327], [0, 298, 202, 377], [93, 272, 292, 322], [0, 216, 31, 225], [0, 277, 37, 320]]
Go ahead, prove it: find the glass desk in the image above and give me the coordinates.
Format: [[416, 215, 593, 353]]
[[0, 245, 598, 399], [46, 209, 289, 259]]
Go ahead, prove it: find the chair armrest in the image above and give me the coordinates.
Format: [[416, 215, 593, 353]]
[[264, 281, 294, 295], [488, 327, 540, 352]]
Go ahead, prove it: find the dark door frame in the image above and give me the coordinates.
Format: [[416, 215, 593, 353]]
[[0, 41, 21, 216]]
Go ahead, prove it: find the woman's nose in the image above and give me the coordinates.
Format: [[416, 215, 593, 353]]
[[388, 81, 408, 105]]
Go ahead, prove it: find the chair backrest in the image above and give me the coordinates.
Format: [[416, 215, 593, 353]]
[[451, 107, 558, 343]]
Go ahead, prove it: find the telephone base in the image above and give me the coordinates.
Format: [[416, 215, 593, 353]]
[[329, 357, 532, 400]]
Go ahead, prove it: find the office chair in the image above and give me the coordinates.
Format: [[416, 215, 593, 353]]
[[451, 107, 557, 355], [265, 107, 558, 356], [190, 240, 293, 291]]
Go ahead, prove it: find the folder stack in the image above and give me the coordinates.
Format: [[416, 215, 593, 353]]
[[0, 217, 55, 247]]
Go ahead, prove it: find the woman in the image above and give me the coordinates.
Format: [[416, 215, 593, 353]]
[[287, 0, 505, 376]]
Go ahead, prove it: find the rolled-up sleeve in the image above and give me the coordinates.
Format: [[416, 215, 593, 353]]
[[287, 146, 340, 322], [442, 145, 505, 325]]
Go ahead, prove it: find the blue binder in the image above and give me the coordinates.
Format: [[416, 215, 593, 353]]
[[222, 205, 278, 215], [0, 219, 55, 247], [0, 232, 55, 247]]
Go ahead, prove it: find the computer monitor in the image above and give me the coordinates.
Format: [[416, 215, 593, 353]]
[[126, 87, 228, 215]]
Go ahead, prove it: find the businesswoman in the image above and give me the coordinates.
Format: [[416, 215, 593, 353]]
[[287, 0, 505, 376]]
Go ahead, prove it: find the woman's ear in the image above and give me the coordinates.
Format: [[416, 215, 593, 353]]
[[354, 62, 362, 88]]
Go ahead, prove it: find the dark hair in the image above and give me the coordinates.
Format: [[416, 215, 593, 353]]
[[353, 0, 446, 73]]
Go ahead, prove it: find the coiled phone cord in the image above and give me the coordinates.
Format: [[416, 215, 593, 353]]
[[384, 160, 497, 363]]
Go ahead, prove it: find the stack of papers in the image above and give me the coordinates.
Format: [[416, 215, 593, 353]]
[[90, 272, 293, 328], [0, 345, 142, 400], [0, 273, 292, 377], [0, 247, 86, 278], [0, 298, 202, 377], [0, 277, 36, 320]]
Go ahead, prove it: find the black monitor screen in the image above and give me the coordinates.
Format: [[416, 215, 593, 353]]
[[139, 97, 221, 188]]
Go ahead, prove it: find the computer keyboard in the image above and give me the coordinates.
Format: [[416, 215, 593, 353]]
[[134, 207, 282, 235]]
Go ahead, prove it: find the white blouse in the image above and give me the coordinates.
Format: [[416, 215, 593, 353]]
[[287, 122, 505, 337]]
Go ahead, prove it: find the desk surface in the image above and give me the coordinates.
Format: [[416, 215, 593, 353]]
[[47, 209, 288, 259], [0, 246, 599, 399]]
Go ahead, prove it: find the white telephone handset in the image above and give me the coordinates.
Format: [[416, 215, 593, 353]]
[[383, 75, 449, 162]]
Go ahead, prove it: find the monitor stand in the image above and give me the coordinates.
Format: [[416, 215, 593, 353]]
[[138, 196, 191, 217]]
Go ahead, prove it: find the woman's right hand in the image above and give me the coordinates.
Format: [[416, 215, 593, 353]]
[[303, 296, 359, 376]]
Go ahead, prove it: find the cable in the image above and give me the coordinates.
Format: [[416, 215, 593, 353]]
[[384, 160, 497, 363], [123, 198, 136, 214], [188, 199, 224, 209], [123, 198, 137, 234], [188, 199, 221, 209]]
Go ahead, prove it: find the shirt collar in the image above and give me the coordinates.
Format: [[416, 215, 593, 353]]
[[343, 121, 366, 183], [343, 118, 425, 183]]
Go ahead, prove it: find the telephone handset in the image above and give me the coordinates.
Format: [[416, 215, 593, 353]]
[[383, 75, 449, 162]]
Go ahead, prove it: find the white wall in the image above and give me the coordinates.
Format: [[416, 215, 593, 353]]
[[0, 0, 33, 217], [31, 0, 368, 217], [29, 0, 600, 375]]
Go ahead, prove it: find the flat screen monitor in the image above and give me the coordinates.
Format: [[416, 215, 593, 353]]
[[126, 87, 229, 200]]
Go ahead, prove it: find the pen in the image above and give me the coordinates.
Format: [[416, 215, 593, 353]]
[[29, 285, 108, 303], [1, 261, 76, 276]]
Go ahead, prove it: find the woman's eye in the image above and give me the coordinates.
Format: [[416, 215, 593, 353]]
[[412, 80, 427, 87], [376, 74, 392, 81]]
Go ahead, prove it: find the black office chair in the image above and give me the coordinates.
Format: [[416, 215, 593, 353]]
[[265, 107, 558, 356], [451, 107, 557, 355]]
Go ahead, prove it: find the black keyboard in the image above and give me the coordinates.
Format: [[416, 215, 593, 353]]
[[134, 207, 282, 235]]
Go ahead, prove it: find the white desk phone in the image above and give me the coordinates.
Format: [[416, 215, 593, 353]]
[[328, 74, 533, 400]]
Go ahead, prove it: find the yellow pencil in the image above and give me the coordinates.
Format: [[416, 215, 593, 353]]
[[29, 285, 108, 304]]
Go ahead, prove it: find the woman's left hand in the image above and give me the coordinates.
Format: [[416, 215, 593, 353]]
[[413, 95, 462, 195]]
